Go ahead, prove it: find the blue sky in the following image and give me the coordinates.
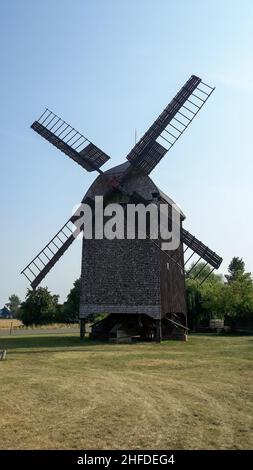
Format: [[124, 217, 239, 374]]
[[0, 0, 253, 304]]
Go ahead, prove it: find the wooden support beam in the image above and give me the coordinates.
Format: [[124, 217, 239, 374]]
[[80, 319, 86, 340], [156, 319, 162, 343]]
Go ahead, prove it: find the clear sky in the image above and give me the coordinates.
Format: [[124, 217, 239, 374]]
[[0, 0, 253, 305]]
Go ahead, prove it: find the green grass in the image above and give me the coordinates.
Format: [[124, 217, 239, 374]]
[[0, 334, 252, 450]]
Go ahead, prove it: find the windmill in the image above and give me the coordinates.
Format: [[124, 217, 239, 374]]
[[21, 75, 222, 342]]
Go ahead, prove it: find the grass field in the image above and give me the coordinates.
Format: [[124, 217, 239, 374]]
[[0, 334, 252, 450]]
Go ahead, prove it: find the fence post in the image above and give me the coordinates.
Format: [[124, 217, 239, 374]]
[[0, 350, 7, 360]]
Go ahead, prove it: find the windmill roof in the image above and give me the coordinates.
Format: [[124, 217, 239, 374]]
[[104, 161, 130, 175], [83, 161, 185, 218], [158, 189, 185, 219]]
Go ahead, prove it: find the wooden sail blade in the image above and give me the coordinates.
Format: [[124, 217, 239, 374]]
[[182, 229, 222, 270], [31, 109, 110, 172], [21, 218, 78, 289], [126, 75, 214, 174]]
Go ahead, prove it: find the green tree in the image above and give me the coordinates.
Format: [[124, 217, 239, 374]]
[[186, 262, 225, 327], [223, 257, 253, 319], [62, 279, 81, 323], [18, 287, 59, 326], [186, 279, 203, 330], [201, 281, 226, 319], [224, 277, 253, 318], [5, 294, 21, 316], [186, 262, 223, 284], [186, 257, 253, 330], [225, 257, 251, 283]]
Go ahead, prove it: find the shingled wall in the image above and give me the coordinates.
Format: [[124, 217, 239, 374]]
[[79, 163, 186, 321], [80, 238, 161, 318]]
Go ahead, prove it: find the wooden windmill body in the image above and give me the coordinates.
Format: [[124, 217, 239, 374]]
[[80, 163, 187, 341], [22, 75, 222, 342]]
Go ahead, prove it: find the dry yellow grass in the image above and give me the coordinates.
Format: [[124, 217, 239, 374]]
[[0, 320, 79, 330], [0, 334, 252, 450], [0, 319, 22, 329]]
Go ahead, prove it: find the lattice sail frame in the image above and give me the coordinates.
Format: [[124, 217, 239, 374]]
[[21, 218, 77, 289], [157, 226, 222, 286], [31, 109, 110, 172], [127, 75, 215, 174], [182, 229, 222, 285]]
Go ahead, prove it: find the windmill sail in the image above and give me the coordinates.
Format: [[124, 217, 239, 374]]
[[31, 109, 110, 172], [21, 218, 77, 289], [182, 229, 222, 270], [157, 227, 222, 286], [126, 75, 214, 174]]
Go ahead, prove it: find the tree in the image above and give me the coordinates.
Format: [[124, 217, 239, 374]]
[[224, 277, 253, 319], [18, 287, 59, 326], [186, 279, 203, 330], [5, 294, 21, 317], [223, 257, 253, 319], [186, 257, 253, 330], [201, 281, 227, 319], [62, 279, 81, 323], [186, 263, 225, 328], [186, 262, 223, 284], [225, 257, 251, 283]]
